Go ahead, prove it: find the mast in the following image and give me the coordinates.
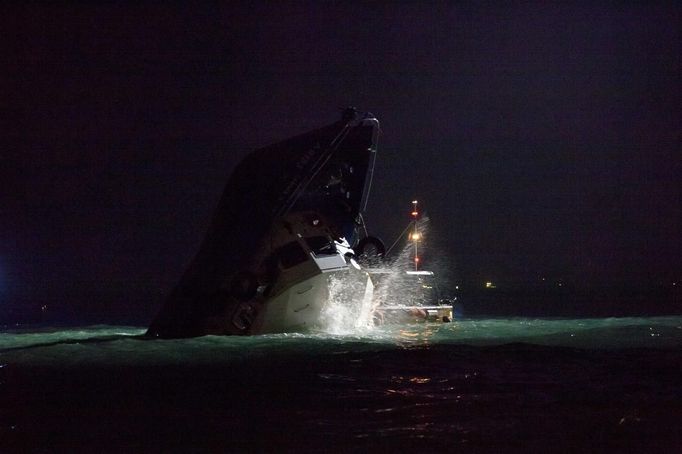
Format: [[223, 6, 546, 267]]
[[411, 200, 420, 271]]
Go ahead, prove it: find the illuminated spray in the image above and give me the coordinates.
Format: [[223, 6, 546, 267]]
[[371, 214, 431, 309], [319, 201, 431, 333], [320, 271, 375, 334]]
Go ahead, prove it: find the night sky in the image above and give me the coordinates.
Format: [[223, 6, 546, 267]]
[[3, 2, 680, 322]]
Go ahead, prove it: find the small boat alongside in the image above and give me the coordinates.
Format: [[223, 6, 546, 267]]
[[370, 269, 454, 324], [368, 201, 455, 324]]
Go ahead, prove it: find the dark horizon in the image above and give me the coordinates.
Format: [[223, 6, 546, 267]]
[[2, 2, 680, 324]]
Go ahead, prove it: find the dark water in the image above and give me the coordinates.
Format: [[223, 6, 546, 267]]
[[2, 317, 681, 453]]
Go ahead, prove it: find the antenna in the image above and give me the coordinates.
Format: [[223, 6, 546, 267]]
[[411, 200, 419, 271]]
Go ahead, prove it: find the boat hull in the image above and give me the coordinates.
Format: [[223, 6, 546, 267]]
[[255, 266, 374, 334]]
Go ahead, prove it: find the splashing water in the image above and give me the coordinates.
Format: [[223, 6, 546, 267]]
[[371, 217, 437, 308], [319, 271, 376, 335]]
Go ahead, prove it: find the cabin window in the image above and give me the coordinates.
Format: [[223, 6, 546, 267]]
[[305, 236, 336, 256], [277, 241, 308, 269]]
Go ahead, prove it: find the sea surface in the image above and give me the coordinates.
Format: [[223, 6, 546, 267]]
[[1, 317, 681, 453]]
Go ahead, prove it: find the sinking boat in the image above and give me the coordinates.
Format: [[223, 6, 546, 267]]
[[147, 109, 380, 337]]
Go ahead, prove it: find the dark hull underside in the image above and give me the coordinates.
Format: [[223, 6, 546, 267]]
[[147, 110, 379, 338]]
